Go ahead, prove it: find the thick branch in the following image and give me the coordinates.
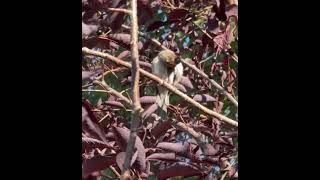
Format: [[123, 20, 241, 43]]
[[82, 47, 238, 127], [122, 0, 141, 178]]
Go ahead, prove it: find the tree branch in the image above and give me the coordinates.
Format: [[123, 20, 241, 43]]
[[82, 47, 238, 127], [121, 0, 142, 178], [108, 8, 132, 14]]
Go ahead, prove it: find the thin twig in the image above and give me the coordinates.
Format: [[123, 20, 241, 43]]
[[220, 171, 228, 180], [109, 166, 121, 178], [180, 59, 238, 107], [93, 81, 132, 106], [121, 0, 142, 178], [82, 89, 108, 93], [108, 8, 132, 14], [82, 47, 238, 127]]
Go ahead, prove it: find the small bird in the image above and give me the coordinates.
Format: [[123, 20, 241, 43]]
[[151, 49, 183, 120]]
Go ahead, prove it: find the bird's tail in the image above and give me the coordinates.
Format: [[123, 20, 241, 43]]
[[156, 86, 169, 121]]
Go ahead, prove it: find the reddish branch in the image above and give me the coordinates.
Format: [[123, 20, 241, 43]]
[[82, 47, 238, 127]]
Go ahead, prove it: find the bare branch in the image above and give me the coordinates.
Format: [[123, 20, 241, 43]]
[[180, 59, 238, 107], [108, 8, 132, 14], [121, 0, 142, 178], [82, 47, 238, 127]]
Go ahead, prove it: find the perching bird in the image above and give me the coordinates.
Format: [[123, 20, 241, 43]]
[[151, 49, 183, 120]]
